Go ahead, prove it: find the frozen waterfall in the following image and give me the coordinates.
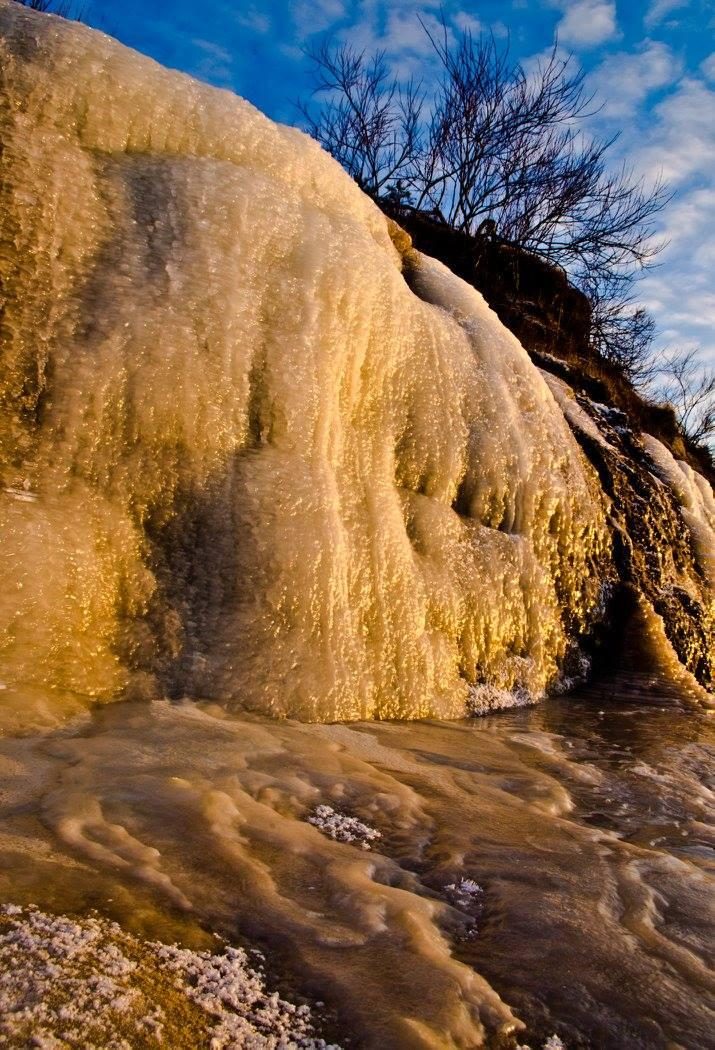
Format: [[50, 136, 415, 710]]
[[0, 2, 710, 729]]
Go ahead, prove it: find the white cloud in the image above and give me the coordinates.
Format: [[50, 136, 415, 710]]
[[588, 41, 682, 119], [625, 75, 715, 368], [192, 39, 232, 63], [190, 39, 234, 86], [641, 263, 715, 367], [383, 9, 442, 56], [235, 9, 272, 35], [334, 4, 450, 80], [279, 42, 304, 63], [292, 0, 347, 38], [453, 11, 482, 35], [701, 52, 715, 81], [555, 0, 619, 48], [491, 20, 511, 38], [656, 188, 715, 256], [644, 0, 690, 29], [520, 42, 572, 85], [380, 10, 454, 78], [635, 78, 715, 185]]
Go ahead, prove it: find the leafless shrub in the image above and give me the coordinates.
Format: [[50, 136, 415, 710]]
[[582, 272, 659, 384], [653, 348, 715, 448]]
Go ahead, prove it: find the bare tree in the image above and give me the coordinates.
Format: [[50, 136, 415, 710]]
[[654, 348, 715, 447], [298, 41, 423, 197], [300, 19, 670, 370], [413, 24, 669, 359]]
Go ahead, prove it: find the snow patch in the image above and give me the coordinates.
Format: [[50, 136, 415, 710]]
[[641, 433, 715, 587], [0, 904, 338, 1049], [540, 372, 615, 450]]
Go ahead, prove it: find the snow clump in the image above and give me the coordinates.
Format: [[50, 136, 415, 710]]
[[517, 1036, 566, 1050], [444, 878, 484, 910], [307, 805, 381, 850]]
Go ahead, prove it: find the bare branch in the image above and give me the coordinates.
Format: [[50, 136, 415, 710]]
[[298, 41, 424, 196]]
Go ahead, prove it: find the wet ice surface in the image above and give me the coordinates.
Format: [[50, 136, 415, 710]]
[[1, 692, 713, 1049]]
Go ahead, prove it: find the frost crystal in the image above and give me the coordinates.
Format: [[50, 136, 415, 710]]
[[307, 805, 381, 850], [444, 878, 484, 909], [516, 1036, 566, 1050]]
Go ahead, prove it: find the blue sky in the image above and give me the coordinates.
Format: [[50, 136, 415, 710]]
[[83, 0, 715, 368]]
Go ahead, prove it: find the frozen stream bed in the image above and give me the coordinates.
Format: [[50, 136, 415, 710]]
[[1, 687, 713, 1049]]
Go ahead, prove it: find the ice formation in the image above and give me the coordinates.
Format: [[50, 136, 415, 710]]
[[0, 1, 615, 725], [3, 698, 713, 1048], [642, 434, 715, 587]]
